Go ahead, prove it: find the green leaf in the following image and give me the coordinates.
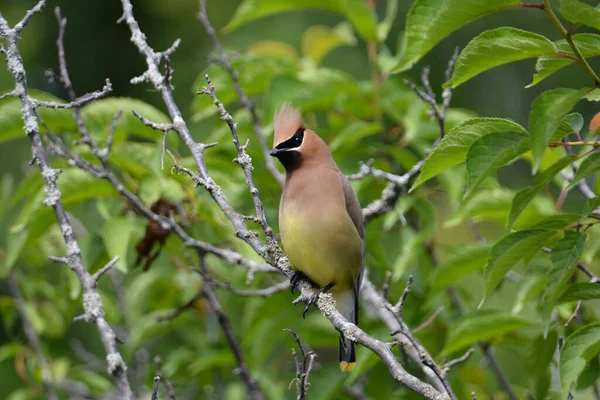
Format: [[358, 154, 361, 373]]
[[101, 218, 138, 272], [512, 274, 547, 315], [224, 0, 377, 41], [568, 152, 600, 190], [484, 229, 556, 296], [530, 213, 581, 230], [526, 331, 558, 379], [465, 130, 529, 196], [445, 27, 555, 88], [558, 0, 600, 31], [411, 118, 526, 191], [376, 0, 397, 42], [541, 231, 586, 332], [530, 34, 600, 87], [508, 155, 578, 228], [441, 310, 530, 356], [432, 243, 493, 289], [393, 0, 521, 73], [553, 113, 585, 142], [0, 228, 28, 277], [301, 23, 356, 64], [558, 282, 600, 304], [530, 88, 587, 172], [560, 323, 600, 399]]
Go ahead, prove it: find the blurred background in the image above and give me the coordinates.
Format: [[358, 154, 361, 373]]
[[0, 0, 599, 399]]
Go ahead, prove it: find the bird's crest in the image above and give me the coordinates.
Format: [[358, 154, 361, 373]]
[[273, 103, 303, 146]]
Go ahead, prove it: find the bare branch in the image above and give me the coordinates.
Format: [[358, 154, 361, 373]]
[[442, 348, 474, 375], [33, 79, 112, 109], [8, 272, 58, 400], [196, 251, 264, 400], [564, 300, 583, 327], [412, 306, 444, 334], [0, 89, 17, 100], [106, 108, 124, 157], [0, 9, 133, 398], [284, 329, 317, 400], [154, 355, 177, 400], [392, 274, 413, 316], [193, 268, 291, 297], [91, 256, 120, 284], [132, 109, 174, 132], [12, 0, 46, 34], [156, 291, 204, 322], [197, 0, 285, 187], [151, 376, 160, 400]]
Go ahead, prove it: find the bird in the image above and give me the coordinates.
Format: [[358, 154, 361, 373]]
[[269, 103, 365, 372]]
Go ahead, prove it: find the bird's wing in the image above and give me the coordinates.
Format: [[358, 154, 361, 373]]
[[339, 173, 364, 240], [339, 173, 366, 303]]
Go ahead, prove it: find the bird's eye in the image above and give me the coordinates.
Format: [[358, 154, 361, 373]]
[[295, 136, 301, 144]]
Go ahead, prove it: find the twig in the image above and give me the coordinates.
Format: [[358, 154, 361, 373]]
[[393, 275, 413, 317], [542, 0, 600, 86], [197, 0, 285, 187], [564, 300, 583, 327], [154, 356, 177, 400], [197, 75, 274, 241], [381, 270, 392, 301], [479, 343, 517, 400], [91, 256, 120, 284], [193, 268, 290, 297], [196, 251, 264, 400], [0, 5, 133, 398], [284, 329, 317, 400], [442, 348, 474, 375], [156, 291, 204, 322], [412, 307, 444, 334], [151, 376, 160, 400], [8, 272, 58, 400], [32, 80, 112, 109]]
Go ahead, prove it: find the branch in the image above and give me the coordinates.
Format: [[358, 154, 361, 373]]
[[284, 329, 317, 400], [193, 268, 290, 297], [0, 7, 133, 399], [197, 0, 285, 187], [196, 251, 264, 400], [32, 79, 112, 109], [542, 0, 600, 86], [117, 2, 450, 398], [154, 355, 177, 400], [8, 272, 58, 400]]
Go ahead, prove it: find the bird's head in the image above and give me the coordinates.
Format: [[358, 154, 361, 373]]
[[270, 103, 330, 171]]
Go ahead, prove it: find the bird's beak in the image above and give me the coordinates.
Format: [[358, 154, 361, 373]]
[[269, 147, 284, 157]]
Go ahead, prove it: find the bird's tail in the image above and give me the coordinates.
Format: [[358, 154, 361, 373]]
[[339, 336, 356, 372], [337, 290, 357, 372]]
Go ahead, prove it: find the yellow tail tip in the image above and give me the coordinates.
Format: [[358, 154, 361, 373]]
[[339, 362, 355, 372]]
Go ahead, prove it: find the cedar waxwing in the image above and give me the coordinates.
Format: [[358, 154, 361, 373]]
[[270, 104, 365, 372]]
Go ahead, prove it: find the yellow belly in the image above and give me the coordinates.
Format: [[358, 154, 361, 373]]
[[280, 208, 362, 294]]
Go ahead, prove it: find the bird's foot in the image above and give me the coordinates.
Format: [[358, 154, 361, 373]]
[[303, 282, 335, 319], [290, 271, 311, 295]]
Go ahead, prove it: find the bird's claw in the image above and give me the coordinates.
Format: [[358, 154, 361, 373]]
[[302, 282, 335, 319], [290, 271, 305, 295]]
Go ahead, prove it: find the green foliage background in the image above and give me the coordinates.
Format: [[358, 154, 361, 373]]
[[1, 0, 600, 399]]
